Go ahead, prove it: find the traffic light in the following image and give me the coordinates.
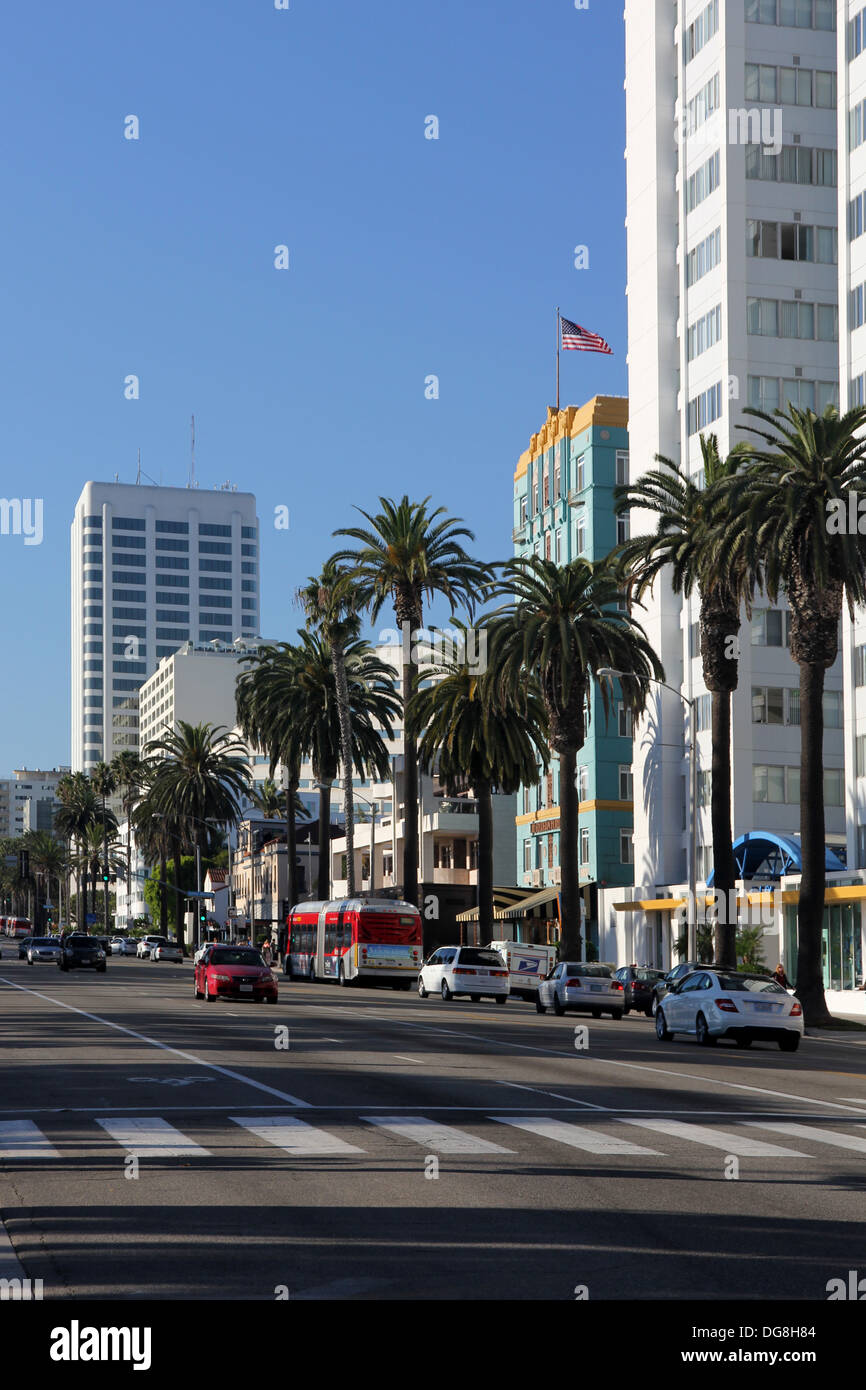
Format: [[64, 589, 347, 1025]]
[[199, 906, 207, 927], [101, 865, 110, 884], [18, 849, 29, 880]]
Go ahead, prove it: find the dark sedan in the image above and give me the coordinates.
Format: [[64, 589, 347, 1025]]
[[59, 934, 107, 972], [615, 965, 667, 1017]]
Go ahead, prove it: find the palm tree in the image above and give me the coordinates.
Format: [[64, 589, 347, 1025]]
[[131, 796, 173, 937], [333, 495, 494, 904], [486, 555, 664, 960], [142, 722, 251, 948], [55, 772, 101, 931], [76, 820, 119, 927], [290, 630, 401, 899], [733, 402, 866, 1024], [111, 751, 145, 930], [615, 434, 755, 967], [251, 779, 282, 925], [298, 559, 364, 896], [237, 642, 306, 911], [414, 640, 549, 945], [25, 831, 67, 931], [91, 762, 117, 937]]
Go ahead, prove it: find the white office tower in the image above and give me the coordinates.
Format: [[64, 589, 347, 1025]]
[[71, 482, 260, 773], [624, 0, 843, 923]]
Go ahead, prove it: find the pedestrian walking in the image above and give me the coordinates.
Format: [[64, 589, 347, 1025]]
[[773, 963, 791, 990], [262, 939, 272, 967]]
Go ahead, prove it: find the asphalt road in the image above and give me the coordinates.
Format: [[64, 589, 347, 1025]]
[[1, 955, 865, 1301]]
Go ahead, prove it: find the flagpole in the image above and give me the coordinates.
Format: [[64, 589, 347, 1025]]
[[556, 306, 560, 412]]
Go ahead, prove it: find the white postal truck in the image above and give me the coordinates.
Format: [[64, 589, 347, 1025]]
[[489, 940, 557, 1001]]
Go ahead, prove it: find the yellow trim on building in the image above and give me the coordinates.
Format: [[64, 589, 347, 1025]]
[[515, 799, 633, 828], [614, 884, 866, 913], [513, 395, 629, 481]]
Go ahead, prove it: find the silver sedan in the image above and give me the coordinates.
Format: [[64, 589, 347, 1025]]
[[27, 937, 61, 964], [536, 962, 625, 1019]]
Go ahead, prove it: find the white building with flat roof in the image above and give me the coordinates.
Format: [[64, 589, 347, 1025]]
[[71, 480, 260, 773]]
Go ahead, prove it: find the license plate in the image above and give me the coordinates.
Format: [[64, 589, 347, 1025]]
[[590, 983, 604, 992], [753, 1001, 775, 1012], [240, 984, 253, 993]]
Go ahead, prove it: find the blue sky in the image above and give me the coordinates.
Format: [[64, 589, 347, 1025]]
[[0, 0, 626, 774]]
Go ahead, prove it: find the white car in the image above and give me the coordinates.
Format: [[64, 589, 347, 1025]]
[[115, 938, 138, 956], [153, 943, 183, 963], [654, 968, 803, 1051], [27, 937, 61, 964], [137, 936, 167, 959], [418, 946, 510, 1004], [536, 962, 625, 1019]]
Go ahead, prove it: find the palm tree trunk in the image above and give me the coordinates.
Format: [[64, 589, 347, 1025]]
[[102, 796, 110, 939], [286, 780, 299, 909], [402, 648, 419, 905], [173, 838, 184, 947], [316, 778, 331, 901], [159, 847, 168, 935], [797, 660, 832, 1025], [125, 796, 133, 929], [79, 838, 87, 932], [710, 690, 737, 969], [332, 641, 356, 897], [476, 778, 494, 947], [558, 748, 581, 960]]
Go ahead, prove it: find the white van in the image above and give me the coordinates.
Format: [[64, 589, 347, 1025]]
[[489, 940, 558, 1000]]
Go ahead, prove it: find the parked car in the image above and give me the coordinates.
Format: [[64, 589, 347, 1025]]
[[194, 945, 277, 1003], [615, 965, 667, 1017], [153, 943, 183, 963], [537, 962, 625, 1019], [59, 935, 107, 973], [137, 935, 167, 959], [651, 961, 715, 1013], [417, 946, 510, 1003], [27, 937, 61, 964], [110, 937, 137, 956], [654, 968, 803, 1051], [17, 937, 33, 960], [488, 939, 557, 1000]]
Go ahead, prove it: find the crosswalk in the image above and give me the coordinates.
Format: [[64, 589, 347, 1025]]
[[2, 1113, 866, 1165]]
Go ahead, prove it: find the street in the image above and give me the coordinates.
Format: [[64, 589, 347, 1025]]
[[1, 958, 865, 1302]]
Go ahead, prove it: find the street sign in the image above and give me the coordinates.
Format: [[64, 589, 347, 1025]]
[[86, 913, 98, 925]]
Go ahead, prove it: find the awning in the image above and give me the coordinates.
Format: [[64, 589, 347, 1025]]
[[496, 885, 561, 920], [456, 886, 537, 923]]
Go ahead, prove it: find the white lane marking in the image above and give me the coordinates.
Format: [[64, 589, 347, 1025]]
[[393, 1055, 424, 1064], [497, 1081, 608, 1110], [231, 1116, 364, 1155], [0, 1119, 60, 1160], [0, 1218, 28, 1281], [837, 1097, 866, 1105], [363, 1116, 514, 1153], [322, 1003, 866, 1114], [622, 1118, 808, 1157], [96, 1117, 211, 1158], [0, 978, 310, 1108], [743, 1121, 866, 1153], [493, 1116, 661, 1156]]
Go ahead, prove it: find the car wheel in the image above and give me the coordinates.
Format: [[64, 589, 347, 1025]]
[[205, 978, 217, 1002], [655, 1008, 673, 1041], [441, 979, 452, 1001], [611, 1011, 623, 1021], [695, 1012, 716, 1047], [265, 995, 276, 1004], [735, 1036, 752, 1049], [651, 997, 658, 1016], [97, 965, 106, 973], [552, 993, 564, 1016], [28, 957, 32, 965], [622, 1004, 630, 1016], [418, 977, 428, 998], [644, 1007, 654, 1018], [495, 995, 507, 1006], [338, 961, 350, 988], [194, 979, 203, 999], [779, 1034, 800, 1053], [591, 1009, 602, 1019], [535, 997, 546, 1014]]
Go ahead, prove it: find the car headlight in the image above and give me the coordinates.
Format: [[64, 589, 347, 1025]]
[[213, 973, 231, 983]]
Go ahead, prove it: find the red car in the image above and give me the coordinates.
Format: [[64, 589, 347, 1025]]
[[194, 945, 278, 1003]]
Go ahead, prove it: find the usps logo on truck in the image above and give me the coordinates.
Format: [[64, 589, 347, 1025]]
[[516, 956, 542, 976]]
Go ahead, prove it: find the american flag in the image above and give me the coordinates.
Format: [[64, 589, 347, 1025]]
[[561, 316, 613, 355]]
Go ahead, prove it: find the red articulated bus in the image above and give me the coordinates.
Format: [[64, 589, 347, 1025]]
[[6, 918, 32, 939], [285, 896, 422, 989]]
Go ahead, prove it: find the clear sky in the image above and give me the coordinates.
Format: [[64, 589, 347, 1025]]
[[0, 0, 627, 774]]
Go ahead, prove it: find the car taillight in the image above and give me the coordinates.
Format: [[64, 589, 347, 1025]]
[[453, 967, 476, 975], [491, 970, 507, 977], [789, 1001, 802, 1016], [611, 982, 623, 991], [566, 977, 581, 986], [715, 998, 739, 1012]]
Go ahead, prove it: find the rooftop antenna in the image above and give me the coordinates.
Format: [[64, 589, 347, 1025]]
[[189, 414, 196, 489], [136, 448, 141, 485]]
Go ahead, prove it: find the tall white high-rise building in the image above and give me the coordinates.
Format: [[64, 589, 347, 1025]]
[[623, 0, 844, 942], [71, 482, 260, 773]]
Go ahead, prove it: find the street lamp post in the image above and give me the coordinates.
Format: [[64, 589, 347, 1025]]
[[597, 669, 698, 961], [354, 791, 381, 894]]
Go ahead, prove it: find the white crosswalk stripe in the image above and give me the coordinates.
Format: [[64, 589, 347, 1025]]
[[743, 1121, 866, 1153], [621, 1118, 808, 1157], [231, 1116, 364, 1156], [363, 1116, 514, 1153], [96, 1117, 211, 1158], [0, 1119, 60, 1160], [492, 1116, 662, 1155]]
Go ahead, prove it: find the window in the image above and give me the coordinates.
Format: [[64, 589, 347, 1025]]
[[156, 520, 188, 534], [112, 572, 146, 586], [686, 227, 721, 287], [687, 304, 722, 360], [156, 538, 189, 552], [815, 70, 835, 107], [575, 517, 586, 555], [616, 514, 630, 544], [199, 523, 232, 537], [241, 562, 257, 575], [156, 627, 189, 641], [615, 451, 628, 486], [817, 304, 838, 342], [824, 768, 844, 806], [620, 830, 634, 866], [747, 297, 777, 336], [157, 609, 189, 623], [200, 558, 232, 572], [618, 704, 633, 738], [746, 0, 777, 24], [199, 541, 232, 555], [619, 765, 633, 800], [852, 283, 866, 330], [752, 686, 784, 723], [112, 517, 145, 531], [686, 151, 720, 213], [753, 765, 786, 803], [823, 690, 843, 729], [851, 192, 866, 244], [112, 534, 146, 549], [579, 828, 590, 864], [697, 770, 711, 807], [780, 65, 812, 104], [687, 382, 722, 435], [156, 555, 189, 570], [200, 630, 233, 643], [855, 644, 866, 686], [857, 735, 866, 779], [577, 766, 588, 801], [242, 526, 257, 539], [519, 496, 527, 526], [576, 455, 585, 492], [852, 99, 866, 151], [745, 63, 777, 103], [747, 376, 781, 413], [685, 0, 719, 64]]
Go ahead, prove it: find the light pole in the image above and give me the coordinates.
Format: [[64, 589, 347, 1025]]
[[314, 782, 336, 900], [354, 791, 381, 894], [597, 669, 698, 962]]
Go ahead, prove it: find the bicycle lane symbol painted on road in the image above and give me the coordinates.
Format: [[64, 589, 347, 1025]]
[[126, 1076, 216, 1087]]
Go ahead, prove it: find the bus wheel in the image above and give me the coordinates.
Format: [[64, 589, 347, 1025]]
[[338, 962, 351, 987], [308, 961, 316, 983]]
